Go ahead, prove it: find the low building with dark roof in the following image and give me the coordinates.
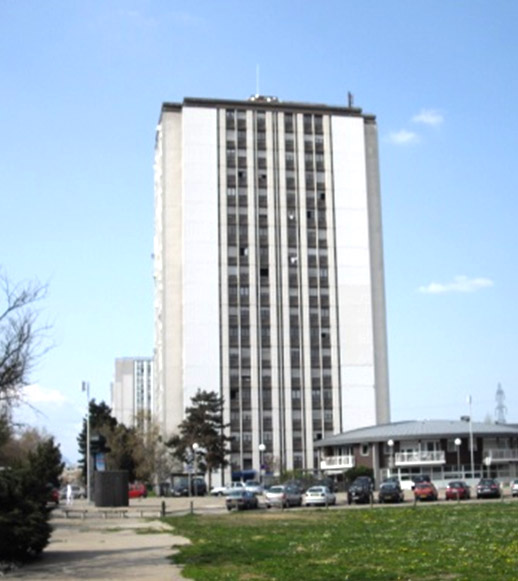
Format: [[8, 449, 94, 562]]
[[314, 420, 518, 489]]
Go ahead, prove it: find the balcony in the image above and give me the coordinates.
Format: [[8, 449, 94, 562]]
[[320, 454, 355, 472], [394, 450, 445, 466], [485, 449, 518, 463]]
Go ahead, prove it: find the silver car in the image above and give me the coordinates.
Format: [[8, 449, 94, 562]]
[[264, 485, 302, 508], [303, 485, 336, 506]]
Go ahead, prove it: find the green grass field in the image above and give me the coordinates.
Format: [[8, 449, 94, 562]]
[[165, 502, 518, 580]]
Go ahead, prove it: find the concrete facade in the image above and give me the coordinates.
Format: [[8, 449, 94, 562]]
[[154, 96, 390, 478], [111, 357, 154, 430]]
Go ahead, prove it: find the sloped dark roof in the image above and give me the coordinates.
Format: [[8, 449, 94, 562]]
[[314, 420, 518, 448]]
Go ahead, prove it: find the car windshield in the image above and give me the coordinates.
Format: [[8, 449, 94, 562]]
[[416, 483, 430, 489], [268, 486, 284, 493], [307, 487, 324, 493], [228, 490, 244, 497], [478, 479, 494, 485], [381, 483, 396, 490]]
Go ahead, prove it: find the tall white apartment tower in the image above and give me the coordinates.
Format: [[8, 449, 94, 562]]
[[154, 96, 390, 475], [111, 357, 154, 431]]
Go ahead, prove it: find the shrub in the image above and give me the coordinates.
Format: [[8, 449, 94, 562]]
[[0, 437, 63, 562]]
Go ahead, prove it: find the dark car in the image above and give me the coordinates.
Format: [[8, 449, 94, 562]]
[[172, 478, 207, 497], [347, 478, 373, 505], [378, 481, 404, 503], [445, 481, 471, 500], [226, 489, 259, 511], [476, 478, 501, 499]]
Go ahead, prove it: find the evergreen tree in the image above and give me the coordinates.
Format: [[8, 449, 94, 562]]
[[167, 389, 231, 488], [0, 436, 63, 561]]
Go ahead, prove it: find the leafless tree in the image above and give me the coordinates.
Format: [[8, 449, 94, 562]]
[[0, 274, 49, 407]]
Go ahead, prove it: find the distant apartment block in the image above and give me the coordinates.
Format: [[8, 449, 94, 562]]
[[111, 357, 154, 430], [154, 95, 390, 476]]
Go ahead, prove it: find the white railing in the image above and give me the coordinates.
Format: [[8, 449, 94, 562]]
[[395, 450, 445, 465], [320, 455, 355, 471], [485, 449, 518, 462]]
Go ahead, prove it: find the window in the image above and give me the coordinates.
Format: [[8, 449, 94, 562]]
[[360, 444, 370, 456]]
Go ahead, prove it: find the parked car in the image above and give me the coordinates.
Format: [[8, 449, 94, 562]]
[[244, 480, 264, 495], [413, 481, 438, 501], [264, 485, 302, 508], [411, 474, 431, 489], [60, 484, 86, 500], [511, 479, 518, 497], [303, 486, 336, 507], [47, 484, 60, 506], [211, 482, 246, 496], [476, 478, 501, 499], [129, 483, 148, 499], [347, 478, 373, 505], [226, 489, 259, 511], [445, 481, 471, 500], [378, 481, 404, 503], [172, 478, 207, 497]]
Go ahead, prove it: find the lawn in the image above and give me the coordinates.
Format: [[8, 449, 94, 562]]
[[165, 502, 518, 580]]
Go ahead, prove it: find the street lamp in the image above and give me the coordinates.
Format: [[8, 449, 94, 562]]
[[467, 395, 475, 479], [454, 438, 461, 477], [484, 455, 492, 478], [258, 443, 266, 484], [387, 439, 394, 478], [81, 381, 91, 503], [192, 442, 199, 497]]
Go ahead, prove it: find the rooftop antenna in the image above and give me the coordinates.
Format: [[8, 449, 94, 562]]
[[347, 91, 354, 108], [495, 382, 507, 423], [256, 64, 260, 96]]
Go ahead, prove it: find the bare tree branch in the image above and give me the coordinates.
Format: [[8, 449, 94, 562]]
[[0, 273, 50, 407]]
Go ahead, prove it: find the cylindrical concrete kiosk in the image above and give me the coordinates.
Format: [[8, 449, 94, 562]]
[[94, 470, 129, 507]]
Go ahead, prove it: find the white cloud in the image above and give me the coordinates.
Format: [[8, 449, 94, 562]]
[[387, 130, 420, 145], [412, 109, 444, 126], [21, 383, 67, 405], [418, 275, 494, 294]]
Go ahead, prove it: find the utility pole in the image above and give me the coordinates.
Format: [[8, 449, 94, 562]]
[[82, 381, 91, 503], [495, 383, 507, 424]]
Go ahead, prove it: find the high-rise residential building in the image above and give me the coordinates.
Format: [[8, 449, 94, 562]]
[[111, 357, 154, 431], [154, 95, 390, 476]]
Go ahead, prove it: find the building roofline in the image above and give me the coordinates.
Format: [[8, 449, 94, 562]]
[[314, 419, 518, 448], [159, 96, 376, 122]]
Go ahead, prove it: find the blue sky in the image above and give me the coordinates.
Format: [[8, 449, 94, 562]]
[[2, 1, 517, 463]]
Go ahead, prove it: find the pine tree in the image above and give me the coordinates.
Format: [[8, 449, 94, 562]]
[[167, 390, 231, 488]]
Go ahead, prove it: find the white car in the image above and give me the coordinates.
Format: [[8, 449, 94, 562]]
[[264, 485, 302, 508], [245, 480, 264, 495], [303, 485, 336, 507], [210, 482, 246, 496], [511, 479, 518, 497]]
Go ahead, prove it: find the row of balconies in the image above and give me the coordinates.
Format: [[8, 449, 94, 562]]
[[319, 448, 518, 472]]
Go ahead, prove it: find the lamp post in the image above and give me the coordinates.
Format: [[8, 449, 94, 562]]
[[454, 438, 461, 477], [484, 455, 492, 478], [82, 381, 91, 503], [192, 442, 199, 496], [387, 439, 394, 478], [467, 395, 475, 480], [258, 443, 266, 484]]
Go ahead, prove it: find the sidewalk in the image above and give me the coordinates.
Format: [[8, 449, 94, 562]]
[[6, 500, 197, 580]]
